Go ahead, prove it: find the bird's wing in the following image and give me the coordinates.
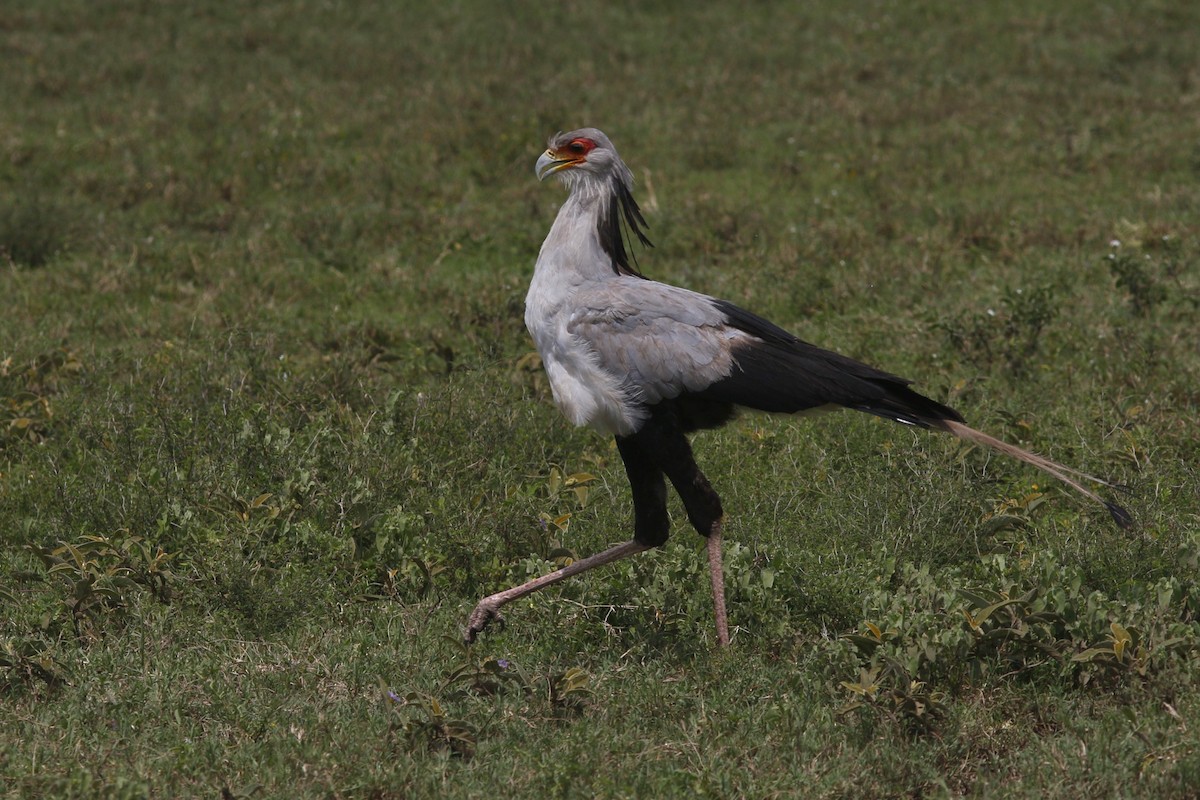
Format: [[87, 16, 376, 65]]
[[569, 280, 961, 427], [702, 299, 964, 426], [567, 281, 743, 405]]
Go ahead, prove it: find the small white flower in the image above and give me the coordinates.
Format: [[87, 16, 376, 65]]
[[1110, 239, 1121, 248]]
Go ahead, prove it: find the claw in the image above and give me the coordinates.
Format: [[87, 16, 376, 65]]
[[464, 602, 504, 643]]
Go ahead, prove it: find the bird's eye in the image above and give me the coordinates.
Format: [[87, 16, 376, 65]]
[[567, 141, 586, 154], [566, 138, 594, 155]]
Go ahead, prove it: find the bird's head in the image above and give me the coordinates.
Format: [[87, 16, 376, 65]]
[[535, 128, 633, 191], [535, 127, 651, 277]]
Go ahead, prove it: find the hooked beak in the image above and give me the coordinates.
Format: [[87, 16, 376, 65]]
[[535, 150, 577, 181]]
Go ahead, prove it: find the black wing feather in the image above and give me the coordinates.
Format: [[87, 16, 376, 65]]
[[699, 300, 964, 428]]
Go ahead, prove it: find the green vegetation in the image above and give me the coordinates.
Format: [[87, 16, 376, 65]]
[[3, 0, 1199, 796]]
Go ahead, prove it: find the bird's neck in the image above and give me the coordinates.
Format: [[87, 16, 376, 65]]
[[533, 184, 616, 287], [533, 172, 650, 287]]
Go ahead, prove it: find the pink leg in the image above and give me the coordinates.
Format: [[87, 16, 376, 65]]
[[464, 540, 651, 643], [707, 521, 729, 647]]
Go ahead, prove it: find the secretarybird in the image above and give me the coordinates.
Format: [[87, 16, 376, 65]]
[[464, 127, 1131, 647]]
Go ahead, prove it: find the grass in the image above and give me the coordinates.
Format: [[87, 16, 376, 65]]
[[2, 0, 1200, 796]]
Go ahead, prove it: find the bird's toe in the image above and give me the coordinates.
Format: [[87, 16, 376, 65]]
[[464, 603, 504, 643]]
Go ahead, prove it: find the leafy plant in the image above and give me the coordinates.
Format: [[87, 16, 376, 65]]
[[1102, 231, 1200, 315], [837, 549, 1200, 734], [547, 666, 593, 713], [1106, 240, 1168, 316], [839, 659, 948, 733], [1072, 622, 1142, 671], [959, 585, 1068, 678], [934, 284, 1059, 376], [0, 348, 82, 448], [442, 640, 530, 698], [385, 689, 477, 759], [30, 532, 173, 640], [537, 465, 597, 536], [369, 556, 447, 602], [0, 637, 66, 693]]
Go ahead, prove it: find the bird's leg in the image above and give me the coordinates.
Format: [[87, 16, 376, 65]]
[[706, 518, 729, 647], [636, 408, 730, 647], [464, 540, 650, 643], [466, 434, 670, 644]]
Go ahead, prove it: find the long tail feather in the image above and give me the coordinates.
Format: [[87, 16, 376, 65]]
[[940, 420, 1133, 528]]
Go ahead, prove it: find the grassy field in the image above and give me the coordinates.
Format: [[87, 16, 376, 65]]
[[3, 0, 1200, 796]]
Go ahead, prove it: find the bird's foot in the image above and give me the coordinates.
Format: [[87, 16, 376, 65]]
[[464, 600, 505, 643]]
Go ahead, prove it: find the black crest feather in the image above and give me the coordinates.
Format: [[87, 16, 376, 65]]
[[599, 178, 653, 278]]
